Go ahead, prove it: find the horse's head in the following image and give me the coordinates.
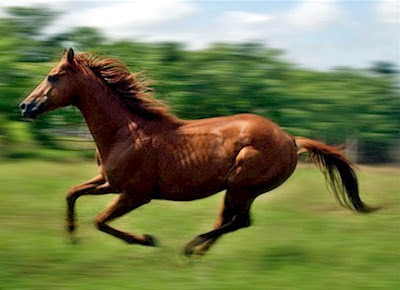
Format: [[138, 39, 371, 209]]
[[20, 48, 79, 119]]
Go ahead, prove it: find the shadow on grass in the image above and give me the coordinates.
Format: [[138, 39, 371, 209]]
[[259, 246, 310, 269]]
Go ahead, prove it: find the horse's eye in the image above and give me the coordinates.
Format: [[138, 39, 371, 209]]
[[48, 75, 59, 83]]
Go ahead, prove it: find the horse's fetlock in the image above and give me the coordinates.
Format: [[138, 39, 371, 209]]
[[242, 219, 251, 228], [235, 216, 251, 228]]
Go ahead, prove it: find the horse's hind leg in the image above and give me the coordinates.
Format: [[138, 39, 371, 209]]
[[66, 175, 117, 233], [188, 194, 235, 256], [94, 192, 156, 246], [184, 189, 255, 256]]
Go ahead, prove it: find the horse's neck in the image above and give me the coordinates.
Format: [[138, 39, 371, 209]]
[[75, 79, 143, 159]]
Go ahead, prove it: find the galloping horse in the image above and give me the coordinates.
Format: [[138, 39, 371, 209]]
[[20, 49, 373, 256]]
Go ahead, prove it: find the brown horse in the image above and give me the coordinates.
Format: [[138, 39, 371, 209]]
[[20, 48, 374, 256]]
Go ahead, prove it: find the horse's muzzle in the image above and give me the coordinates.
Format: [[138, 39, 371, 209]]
[[19, 96, 48, 119]]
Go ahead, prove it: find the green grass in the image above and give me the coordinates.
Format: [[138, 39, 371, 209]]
[[0, 160, 398, 289]]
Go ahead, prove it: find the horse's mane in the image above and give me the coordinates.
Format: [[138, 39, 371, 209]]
[[75, 53, 175, 120]]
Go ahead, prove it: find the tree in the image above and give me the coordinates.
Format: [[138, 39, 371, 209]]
[[51, 27, 106, 50]]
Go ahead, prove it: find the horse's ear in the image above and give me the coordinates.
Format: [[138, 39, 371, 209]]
[[67, 48, 74, 64]]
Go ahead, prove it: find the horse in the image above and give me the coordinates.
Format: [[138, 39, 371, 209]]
[[20, 48, 374, 256]]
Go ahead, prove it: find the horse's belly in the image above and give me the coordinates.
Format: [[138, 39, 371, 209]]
[[157, 163, 229, 201], [158, 184, 224, 201]]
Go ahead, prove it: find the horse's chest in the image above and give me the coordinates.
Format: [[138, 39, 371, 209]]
[[103, 145, 156, 191]]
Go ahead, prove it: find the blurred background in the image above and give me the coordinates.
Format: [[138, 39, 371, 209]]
[[0, 1, 399, 289], [0, 0, 398, 163]]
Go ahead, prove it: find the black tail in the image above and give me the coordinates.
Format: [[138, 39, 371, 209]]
[[295, 137, 376, 213]]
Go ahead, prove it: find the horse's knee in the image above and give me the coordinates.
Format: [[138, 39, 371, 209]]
[[66, 186, 84, 203], [94, 216, 106, 231], [66, 187, 77, 199]]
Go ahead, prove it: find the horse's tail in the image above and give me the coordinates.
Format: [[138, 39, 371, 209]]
[[295, 137, 375, 213]]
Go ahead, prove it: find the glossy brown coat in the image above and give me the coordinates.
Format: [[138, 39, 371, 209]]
[[20, 49, 373, 256]]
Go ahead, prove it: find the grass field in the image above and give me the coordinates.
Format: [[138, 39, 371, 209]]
[[0, 160, 398, 289]]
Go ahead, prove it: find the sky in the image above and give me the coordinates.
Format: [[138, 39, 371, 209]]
[[1, 0, 399, 70]]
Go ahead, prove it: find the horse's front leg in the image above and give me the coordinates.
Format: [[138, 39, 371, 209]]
[[95, 192, 156, 246], [66, 175, 117, 234]]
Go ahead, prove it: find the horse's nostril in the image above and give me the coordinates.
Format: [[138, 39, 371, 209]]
[[20, 103, 27, 111]]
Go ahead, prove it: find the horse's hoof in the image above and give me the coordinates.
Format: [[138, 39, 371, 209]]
[[67, 223, 75, 233], [184, 245, 209, 257], [184, 236, 207, 257], [184, 246, 208, 258], [192, 248, 207, 257], [184, 246, 194, 257], [142, 234, 157, 247]]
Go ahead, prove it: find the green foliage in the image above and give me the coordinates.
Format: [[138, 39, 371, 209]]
[[51, 27, 106, 51], [0, 7, 398, 162], [4, 6, 57, 39]]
